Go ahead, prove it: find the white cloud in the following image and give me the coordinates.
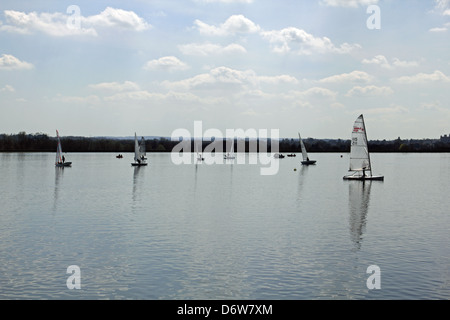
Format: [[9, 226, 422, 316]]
[[194, 14, 260, 36], [179, 43, 247, 56], [392, 58, 419, 68], [89, 81, 140, 92], [85, 7, 150, 32], [143, 56, 189, 71], [257, 75, 299, 85], [103, 90, 224, 106], [0, 7, 150, 37], [261, 27, 361, 55], [301, 87, 337, 98], [0, 54, 33, 70], [1, 9, 96, 36], [281, 87, 338, 110], [429, 27, 447, 32], [319, 70, 373, 83], [320, 0, 379, 8], [394, 70, 450, 84], [162, 66, 298, 91], [362, 55, 419, 69], [346, 85, 394, 97], [362, 55, 391, 68], [1, 84, 15, 92]]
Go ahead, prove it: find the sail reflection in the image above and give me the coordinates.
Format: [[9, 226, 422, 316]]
[[194, 162, 199, 195], [348, 181, 372, 250], [132, 166, 144, 204], [53, 167, 64, 213]]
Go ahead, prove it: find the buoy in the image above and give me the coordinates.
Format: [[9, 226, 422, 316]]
[[294, 168, 297, 171]]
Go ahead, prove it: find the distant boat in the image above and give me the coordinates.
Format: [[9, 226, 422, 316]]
[[224, 139, 236, 160], [287, 154, 296, 157], [343, 114, 384, 181], [116, 154, 123, 159], [299, 133, 316, 165], [131, 133, 148, 166], [196, 142, 204, 161], [274, 153, 285, 159], [55, 130, 72, 167]]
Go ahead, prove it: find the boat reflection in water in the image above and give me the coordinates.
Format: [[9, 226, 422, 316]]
[[348, 181, 372, 251]]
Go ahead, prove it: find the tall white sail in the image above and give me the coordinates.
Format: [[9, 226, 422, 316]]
[[349, 115, 371, 175], [132, 132, 148, 166], [344, 114, 383, 180], [298, 133, 308, 161], [134, 133, 140, 162], [55, 130, 63, 165], [55, 130, 71, 167], [139, 136, 146, 157], [298, 132, 316, 165]]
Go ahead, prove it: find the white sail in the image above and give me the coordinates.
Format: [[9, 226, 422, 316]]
[[132, 132, 147, 166], [344, 114, 383, 180], [298, 133, 308, 161], [55, 130, 63, 165], [224, 139, 235, 159], [55, 130, 71, 167], [139, 136, 146, 156], [349, 115, 371, 175], [134, 133, 140, 162]]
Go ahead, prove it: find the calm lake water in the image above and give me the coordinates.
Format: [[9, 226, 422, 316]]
[[0, 152, 449, 300]]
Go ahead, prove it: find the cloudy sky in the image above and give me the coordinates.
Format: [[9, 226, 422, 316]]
[[1, 0, 449, 139]]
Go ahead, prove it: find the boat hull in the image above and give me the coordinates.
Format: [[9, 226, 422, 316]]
[[343, 175, 384, 181], [301, 160, 316, 165], [131, 163, 148, 166], [56, 162, 72, 167]]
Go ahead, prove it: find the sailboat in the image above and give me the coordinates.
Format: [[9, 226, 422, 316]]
[[131, 133, 148, 166], [299, 133, 316, 165], [343, 114, 383, 181], [224, 139, 236, 160], [196, 141, 204, 161], [55, 130, 72, 167]]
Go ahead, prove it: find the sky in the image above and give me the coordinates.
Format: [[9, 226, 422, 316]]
[[0, 0, 449, 140]]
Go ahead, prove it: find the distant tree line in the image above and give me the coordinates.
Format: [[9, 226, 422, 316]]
[[1, 132, 450, 153]]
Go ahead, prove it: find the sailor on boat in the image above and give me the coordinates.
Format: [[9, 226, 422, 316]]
[[62, 155, 65, 163]]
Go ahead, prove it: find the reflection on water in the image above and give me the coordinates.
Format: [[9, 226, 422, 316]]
[[53, 167, 65, 213], [194, 161, 199, 195], [132, 166, 145, 205], [348, 181, 372, 251], [0, 153, 449, 299]]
